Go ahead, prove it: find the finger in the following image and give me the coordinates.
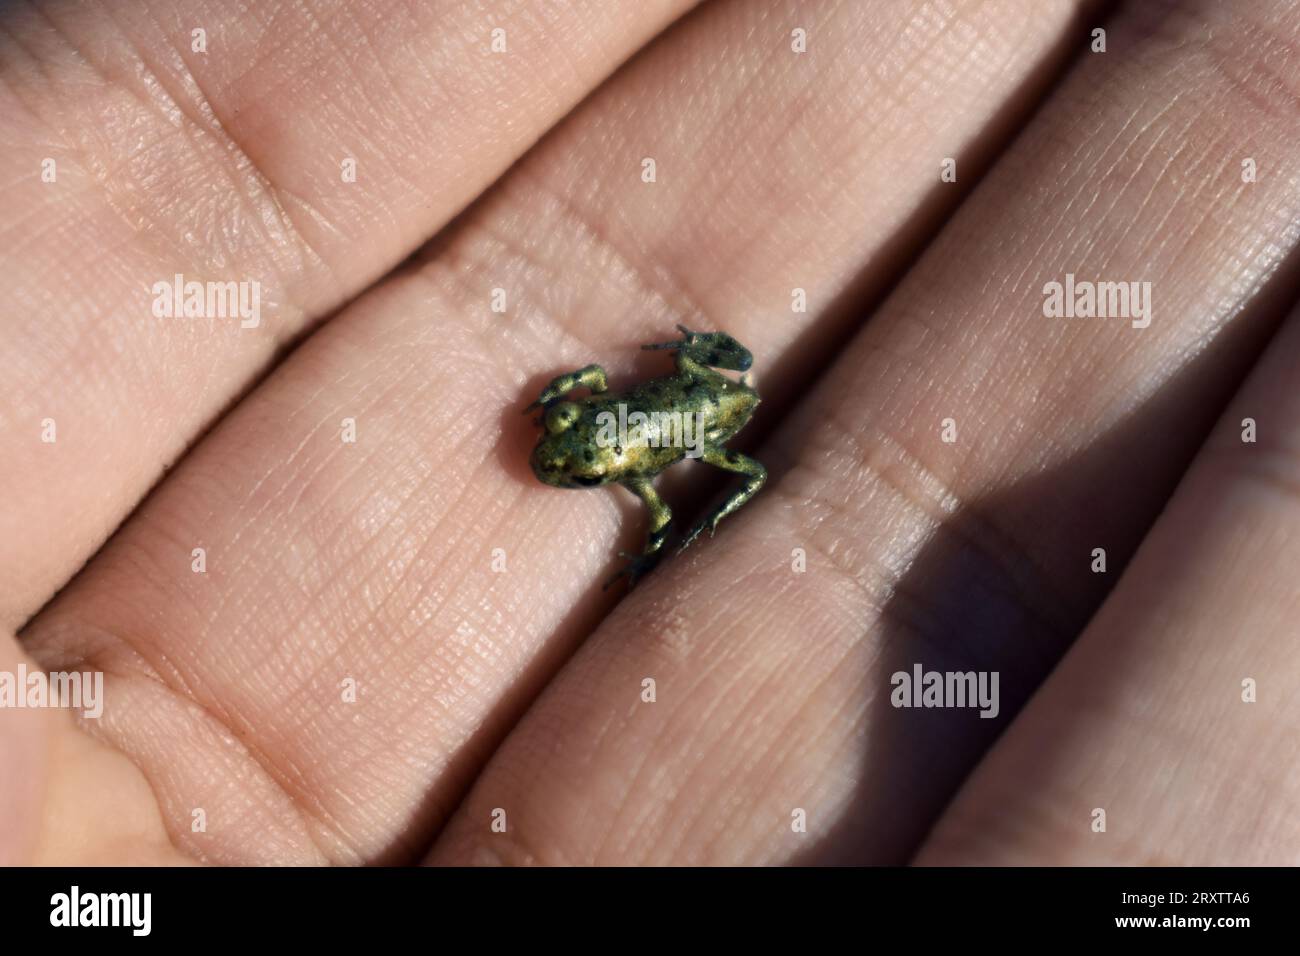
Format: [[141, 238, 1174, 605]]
[[20, 0, 1097, 864], [0, 635, 45, 865], [0, 630, 190, 865], [0, 0, 695, 628], [429, 0, 1300, 864], [918, 303, 1300, 864]]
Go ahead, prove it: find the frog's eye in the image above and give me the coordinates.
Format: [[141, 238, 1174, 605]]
[[544, 401, 580, 435]]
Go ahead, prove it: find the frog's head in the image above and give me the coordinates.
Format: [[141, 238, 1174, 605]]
[[530, 401, 612, 489]]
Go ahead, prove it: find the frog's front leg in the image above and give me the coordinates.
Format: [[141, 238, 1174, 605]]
[[679, 445, 766, 554], [523, 364, 607, 412], [603, 476, 672, 589]]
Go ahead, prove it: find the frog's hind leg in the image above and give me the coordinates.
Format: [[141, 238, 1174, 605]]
[[642, 325, 752, 373], [678, 444, 766, 554], [604, 476, 672, 589], [523, 364, 607, 413]]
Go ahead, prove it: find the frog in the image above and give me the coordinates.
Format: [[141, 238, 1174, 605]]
[[524, 325, 765, 588]]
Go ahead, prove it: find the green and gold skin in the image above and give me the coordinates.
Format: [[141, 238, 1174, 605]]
[[525, 326, 765, 586]]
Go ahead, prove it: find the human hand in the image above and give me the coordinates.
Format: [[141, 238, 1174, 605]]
[[3, 0, 1298, 865]]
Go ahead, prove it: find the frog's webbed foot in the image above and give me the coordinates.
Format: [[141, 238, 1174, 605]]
[[641, 323, 697, 353], [642, 325, 752, 373], [523, 364, 608, 414], [677, 445, 766, 556], [603, 476, 672, 590]]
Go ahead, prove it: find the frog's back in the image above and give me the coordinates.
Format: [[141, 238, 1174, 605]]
[[623, 371, 758, 444], [572, 371, 756, 473]]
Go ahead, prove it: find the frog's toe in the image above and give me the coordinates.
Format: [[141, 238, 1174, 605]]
[[677, 518, 718, 555], [524, 393, 558, 414], [603, 550, 661, 590]]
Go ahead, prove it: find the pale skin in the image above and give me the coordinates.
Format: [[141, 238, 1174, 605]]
[[3, 0, 1300, 866]]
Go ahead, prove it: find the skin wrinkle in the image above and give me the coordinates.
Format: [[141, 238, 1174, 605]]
[[741, 663, 863, 843], [457, 194, 582, 306], [127, 602, 341, 843], [53, 408, 439, 863], [1133, 134, 1222, 277], [1225, 452, 1300, 510], [336, 4, 429, 143], [129, 0, 331, 277], [512, 1, 592, 99], [1026, 99, 1147, 272], [220, 402, 346, 555], [776, 427, 909, 576], [37, 3, 320, 305], [278, 3, 406, 168], [87, 545, 210, 672], [628, 580, 848, 864], [706, 644, 850, 853], [28, 257, 205, 428], [217, 600, 400, 860], [769, 477, 889, 616], [365, 471, 564, 742], [829, 404, 1078, 643], [1195, 9, 1300, 122], [1093, 113, 1186, 260], [414, 236, 625, 376], [945, 76, 1257, 462], [515, 169, 723, 340], [365, 455, 506, 645], [0, 17, 60, 118], [598, 610, 748, 863], [665, 6, 820, 227], [55, 640, 336, 864]]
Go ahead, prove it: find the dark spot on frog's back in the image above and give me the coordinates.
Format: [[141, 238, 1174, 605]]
[[584, 449, 595, 463]]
